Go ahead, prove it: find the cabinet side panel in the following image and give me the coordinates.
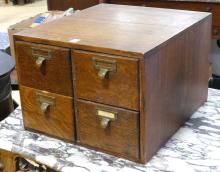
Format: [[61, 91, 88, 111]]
[[143, 16, 211, 162]]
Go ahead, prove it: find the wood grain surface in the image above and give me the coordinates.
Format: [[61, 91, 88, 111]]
[[76, 99, 139, 160], [140, 15, 211, 162], [14, 4, 210, 58], [15, 41, 73, 96], [20, 85, 75, 141], [145, 1, 219, 39], [73, 50, 139, 110], [145, 1, 220, 25], [109, 0, 219, 39]]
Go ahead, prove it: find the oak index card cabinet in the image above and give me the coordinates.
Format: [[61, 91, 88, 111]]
[[14, 4, 211, 163]]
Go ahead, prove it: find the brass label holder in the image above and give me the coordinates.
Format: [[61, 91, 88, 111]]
[[92, 57, 117, 79], [36, 92, 55, 114], [96, 109, 117, 129], [31, 47, 52, 69]]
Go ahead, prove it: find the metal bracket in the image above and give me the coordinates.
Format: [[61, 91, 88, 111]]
[[96, 109, 117, 129], [92, 57, 117, 79], [31, 47, 52, 69], [36, 92, 55, 114]]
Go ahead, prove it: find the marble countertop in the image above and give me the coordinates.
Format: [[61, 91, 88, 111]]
[[1, 88, 220, 172]]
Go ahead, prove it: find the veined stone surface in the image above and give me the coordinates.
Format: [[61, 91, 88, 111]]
[[0, 89, 220, 172]]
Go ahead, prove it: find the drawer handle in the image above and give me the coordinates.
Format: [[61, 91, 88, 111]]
[[32, 47, 52, 69], [40, 102, 50, 114], [36, 56, 46, 68], [96, 110, 117, 129], [92, 57, 117, 79], [100, 118, 111, 129], [98, 68, 109, 79], [36, 92, 55, 114]]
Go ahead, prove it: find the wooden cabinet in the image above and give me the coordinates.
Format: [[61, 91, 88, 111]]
[[14, 4, 211, 163], [110, 0, 146, 6], [47, 0, 220, 38], [145, 1, 220, 28], [108, 0, 220, 39], [47, 0, 76, 10], [47, 0, 103, 10]]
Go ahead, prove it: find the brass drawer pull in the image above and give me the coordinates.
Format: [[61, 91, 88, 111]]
[[92, 57, 117, 79], [40, 102, 50, 114], [31, 47, 52, 69], [96, 109, 117, 129], [36, 92, 55, 114], [35, 56, 46, 68], [98, 68, 109, 79], [100, 118, 111, 129]]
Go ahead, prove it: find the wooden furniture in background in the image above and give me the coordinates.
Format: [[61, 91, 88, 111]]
[[14, 4, 211, 163], [47, 0, 220, 39], [108, 0, 220, 39], [145, 1, 220, 39], [47, 0, 104, 10]]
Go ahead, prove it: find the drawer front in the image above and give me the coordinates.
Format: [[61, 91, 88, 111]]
[[73, 51, 139, 110], [146, 2, 220, 27], [20, 85, 74, 141], [15, 41, 72, 96], [76, 100, 139, 160]]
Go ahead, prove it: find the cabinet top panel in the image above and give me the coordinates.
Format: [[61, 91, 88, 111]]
[[14, 4, 211, 58]]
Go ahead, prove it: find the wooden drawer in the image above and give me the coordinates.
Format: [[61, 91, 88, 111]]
[[145, 1, 220, 27], [20, 85, 74, 141], [76, 100, 139, 160], [73, 50, 140, 111], [15, 41, 72, 96]]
